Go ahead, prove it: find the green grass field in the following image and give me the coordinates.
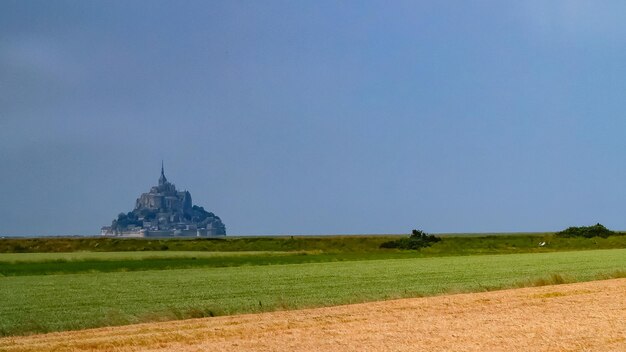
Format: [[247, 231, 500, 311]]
[[0, 251, 292, 262], [0, 251, 322, 276], [1, 248, 625, 336], [2, 234, 625, 276]]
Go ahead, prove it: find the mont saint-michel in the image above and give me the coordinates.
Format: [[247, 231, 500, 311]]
[[101, 164, 226, 237]]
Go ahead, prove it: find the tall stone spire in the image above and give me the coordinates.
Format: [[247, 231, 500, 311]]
[[159, 160, 168, 186]]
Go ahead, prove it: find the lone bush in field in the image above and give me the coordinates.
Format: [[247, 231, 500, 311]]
[[380, 229, 441, 250], [555, 223, 615, 238]]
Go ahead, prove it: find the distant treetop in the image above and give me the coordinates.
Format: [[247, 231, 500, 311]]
[[555, 223, 615, 238]]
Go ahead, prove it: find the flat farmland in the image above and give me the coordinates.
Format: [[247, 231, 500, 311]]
[[1, 248, 625, 336], [2, 278, 624, 352]]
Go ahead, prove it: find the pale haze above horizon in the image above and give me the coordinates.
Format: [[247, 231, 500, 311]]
[[3, 1, 626, 236]]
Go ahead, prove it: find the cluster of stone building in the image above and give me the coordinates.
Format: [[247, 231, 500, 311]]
[[101, 164, 226, 237]]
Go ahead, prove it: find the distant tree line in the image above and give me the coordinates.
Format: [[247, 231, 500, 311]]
[[555, 223, 620, 238], [380, 229, 441, 250]]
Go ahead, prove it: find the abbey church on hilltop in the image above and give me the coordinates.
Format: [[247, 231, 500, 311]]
[[101, 163, 226, 237]]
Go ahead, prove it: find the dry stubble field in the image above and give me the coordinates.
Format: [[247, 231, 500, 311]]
[[2, 278, 624, 352]]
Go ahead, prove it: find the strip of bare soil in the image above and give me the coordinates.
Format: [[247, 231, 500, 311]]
[[2, 279, 625, 352]]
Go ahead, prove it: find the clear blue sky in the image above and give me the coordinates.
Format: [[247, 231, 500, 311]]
[[2, 1, 626, 236]]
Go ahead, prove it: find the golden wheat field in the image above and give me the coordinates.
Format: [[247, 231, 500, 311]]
[[1, 278, 624, 352]]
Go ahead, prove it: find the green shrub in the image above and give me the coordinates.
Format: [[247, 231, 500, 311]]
[[555, 223, 614, 238], [380, 229, 441, 250]]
